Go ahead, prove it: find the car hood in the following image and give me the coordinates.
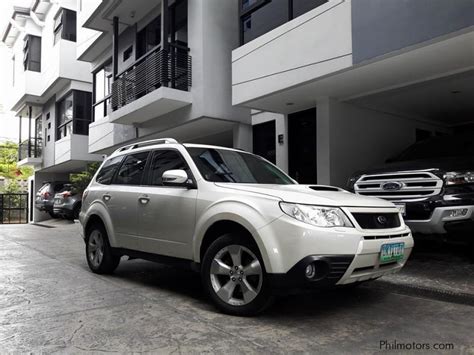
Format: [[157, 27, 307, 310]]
[[352, 157, 474, 177], [214, 183, 394, 208]]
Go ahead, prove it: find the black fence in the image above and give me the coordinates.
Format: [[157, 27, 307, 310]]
[[0, 193, 29, 224], [111, 45, 192, 111], [18, 138, 42, 161]]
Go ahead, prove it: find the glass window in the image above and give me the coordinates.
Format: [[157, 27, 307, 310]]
[[56, 91, 92, 140], [137, 16, 161, 58], [96, 156, 125, 185], [23, 35, 41, 72], [114, 152, 150, 185], [93, 61, 112, 122], [54, 9, 77, 44], [292, 0, 328, 18], [148, 150, 187, 186], [241, 1, 288, 44], [188, 148, 294, 184], [57, 93, 73, 140]]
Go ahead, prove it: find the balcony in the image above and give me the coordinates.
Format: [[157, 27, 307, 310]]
[[109, 45, 192, 125], [18, 138, 42, 167]]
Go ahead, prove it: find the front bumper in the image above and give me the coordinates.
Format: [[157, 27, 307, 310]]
[[406, 205, 474, 234], [257, 210, 413, 285]]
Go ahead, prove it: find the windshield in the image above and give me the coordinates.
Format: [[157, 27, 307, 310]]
[[187, 147, 295, 184], [394, 135, 474, 162]]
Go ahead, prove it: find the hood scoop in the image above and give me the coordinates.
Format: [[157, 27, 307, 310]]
[[308, 185, 342, 192]]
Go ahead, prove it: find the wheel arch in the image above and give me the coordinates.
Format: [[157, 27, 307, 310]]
[[82, 203, 117, 246]]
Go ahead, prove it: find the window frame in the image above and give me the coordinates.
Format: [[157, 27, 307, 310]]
[[144, 148, 196, 188], [92, 59, 113, 122], [53, 8, 77, 45], [96, 155, 125, 185], [111, 151, 152, 186], [56, 90, 93, 140], [23, 35, 41, 72]]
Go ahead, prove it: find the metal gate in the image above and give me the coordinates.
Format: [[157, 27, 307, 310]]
[[0, 193, 29, 224]]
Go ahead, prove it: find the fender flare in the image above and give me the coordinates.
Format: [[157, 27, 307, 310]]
[[82, 202, 118, 247]]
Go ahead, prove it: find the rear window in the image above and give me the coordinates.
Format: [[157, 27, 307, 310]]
[[38, 183, 51, 194], [96, 156, 124, 185]]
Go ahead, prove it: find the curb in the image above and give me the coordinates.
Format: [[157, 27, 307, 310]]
[[368, 280, 474, 307]]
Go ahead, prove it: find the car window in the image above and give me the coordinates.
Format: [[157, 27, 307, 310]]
[[96, 156, 124, 185], [38, 183, 51, 195], [114, 152, 150, 185], [53, 183, 65, 192], [187, 147, 294, 184], [148, 150, 187, 186]]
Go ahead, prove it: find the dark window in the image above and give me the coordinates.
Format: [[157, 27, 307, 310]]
[[136, 16, 161, 58], [114, 152, 150, 185], [123, 45, 133, 61], [188, 147, 294, 184], [96, 156, 125, 185], [148, 150, 187, 186], [56, 90, 92, 140], [54, 9, 77, 44], [23, 35, 41, 72], [239, 0, 328, 45], [292, 0, 328, 18], [93, 60, 112, 122]]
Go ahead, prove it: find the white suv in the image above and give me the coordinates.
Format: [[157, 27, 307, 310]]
[[80, 138, 414, 315]]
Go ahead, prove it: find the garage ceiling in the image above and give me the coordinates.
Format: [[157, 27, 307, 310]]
[[349, 70, 474, 125]]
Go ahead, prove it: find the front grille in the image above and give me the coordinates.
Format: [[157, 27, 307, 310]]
[[352, 213, 401, 229], [363, 233, 410, 240], [354, 170, 443, 201]]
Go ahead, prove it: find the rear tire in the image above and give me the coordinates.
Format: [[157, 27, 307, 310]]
[[49, 212, 58, 219], [201, 233, 273, 316], [85, 222, 120, 274], [70, 204, 81, 221]]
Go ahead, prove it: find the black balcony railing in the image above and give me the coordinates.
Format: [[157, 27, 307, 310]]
[[18, 138, 42, 161], [111, 45, 192, 111]]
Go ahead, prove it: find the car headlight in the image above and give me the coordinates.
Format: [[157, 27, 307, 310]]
[[444, 171, 474, 186], [279, 202, 353, 228]]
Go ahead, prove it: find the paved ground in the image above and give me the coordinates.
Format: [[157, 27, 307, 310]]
[[0, 221, 473, 354]]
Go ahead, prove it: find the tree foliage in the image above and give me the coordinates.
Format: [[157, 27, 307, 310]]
[[0, 141, 33, 180], [70, 162, 101, 193]]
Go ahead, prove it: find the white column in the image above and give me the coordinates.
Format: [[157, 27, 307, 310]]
[[233, 123, 253, 152]]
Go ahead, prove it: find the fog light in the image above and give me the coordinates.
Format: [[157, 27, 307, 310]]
[[305, 264, 316, 279], [448, 209, 468, 218]]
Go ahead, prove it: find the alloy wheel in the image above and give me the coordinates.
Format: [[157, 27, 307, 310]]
[[210, 244, 263, 306], [88, 230, 105, 268]]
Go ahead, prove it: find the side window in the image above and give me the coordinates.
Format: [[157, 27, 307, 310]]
[[149, 150, 187, 186], [96, 156, 124, 185], [114, 152, 150, 185], [53, 183, 64, 192]]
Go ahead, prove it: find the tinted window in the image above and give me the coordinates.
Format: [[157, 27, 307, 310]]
[[395, 135, 474, 161], [96, 156, 124, 185], [188, 148, 294, 184], [149, 150, 187, 186], [293, 0, 328, 18], [114, 152, 150, 185], [242, 1, 288, 44]]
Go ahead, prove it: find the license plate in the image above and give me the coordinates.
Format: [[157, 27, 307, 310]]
[[55, 198, 63, 204], [394, 203, 406, 216], [380, 242, 405, 263]]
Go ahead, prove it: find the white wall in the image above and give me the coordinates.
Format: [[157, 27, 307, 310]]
[[232, 0, 353, 106], [317, 98, 451, 187]]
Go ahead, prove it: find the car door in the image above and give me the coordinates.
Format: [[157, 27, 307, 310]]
[[101, 151, 150, 250], [136, 149, 197, 259]]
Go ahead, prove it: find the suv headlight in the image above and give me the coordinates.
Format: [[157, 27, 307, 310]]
[[279, 202, 353, 228], [444, 171, 474, 186]]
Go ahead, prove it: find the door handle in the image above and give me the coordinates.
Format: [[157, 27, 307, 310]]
[[102, 194, 111, 202], [139, 196, 150, 205]]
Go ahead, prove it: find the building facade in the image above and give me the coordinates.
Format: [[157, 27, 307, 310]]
[[2, 0, 102, 222], [232, 0, 474, 187]]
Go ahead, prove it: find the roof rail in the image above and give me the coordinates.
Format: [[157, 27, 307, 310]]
[[113, 138, 179, 154]]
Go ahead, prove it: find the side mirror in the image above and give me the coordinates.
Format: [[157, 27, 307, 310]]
[[162, 169, 192, 187]]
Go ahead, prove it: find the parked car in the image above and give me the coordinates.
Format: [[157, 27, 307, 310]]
[[53, 184, 82, 220], [80, 138, 413, 316], [347, 134, 474, 257], [35, 181, 69, 218]]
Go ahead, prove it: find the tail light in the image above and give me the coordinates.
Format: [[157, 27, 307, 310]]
[[82, 189, 89, 201], [42, 191, 50, 199], [61, 191, 72, 198]]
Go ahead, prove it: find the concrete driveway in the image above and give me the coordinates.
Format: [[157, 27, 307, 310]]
[[0, 221, 473, 354]]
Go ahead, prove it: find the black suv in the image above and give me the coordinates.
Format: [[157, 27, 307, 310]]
[[348, 134, 474, 253]]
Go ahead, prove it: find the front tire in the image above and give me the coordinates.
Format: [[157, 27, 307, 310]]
[[201, 233, 273, 316], [85, 223, 120, 274]]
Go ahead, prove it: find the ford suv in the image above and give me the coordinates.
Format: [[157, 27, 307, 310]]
[[80, 138, 413, 315]]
